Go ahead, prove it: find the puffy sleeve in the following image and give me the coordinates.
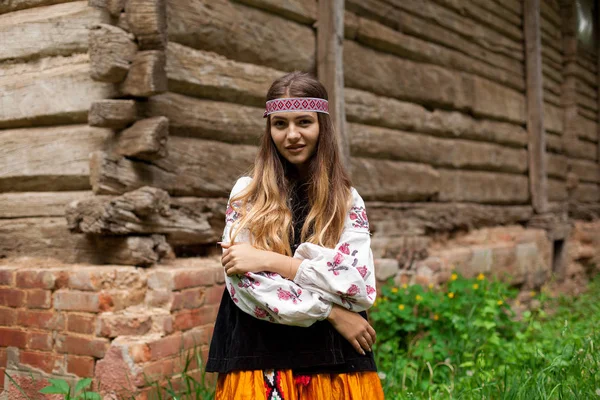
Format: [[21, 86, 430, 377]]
[[221, 177, 333, 327], [291, 188, 376, 312]]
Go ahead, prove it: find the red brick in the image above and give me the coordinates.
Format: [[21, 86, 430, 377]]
[[0, 288, 25, 307], [153, 314, 173, 335], [0, 347, 7, 367], [98, 314, 152, 338], [68, 268, 115, 291], [20, 350, 65, 374], [171, 287, 205, 310], [25, 289, 52, 309], [182, 325, 213, 350], [0, 367, 4, 391], [205, 284, 225, 305], [4, 371, 64, 400], [0, 307, 16, 326], [173, 268, 216, 290], [135, 357, 175, 386], [53, 290, 100, 312], [16, 270, 56, 289], [173, 305, 219, 331], [17, 310, 65, 330], [129, 343, 151, 363], [0, 327, 27, 348], [145, 289, 172, 307], [99, 291, 114, 311], [27, 331, 53, 351], [149, 332, 183, 361], [67, 355, 95, 377], [55, 333, 109, 358], [0, 267, 17, 286], [67, 313, 97, 335]]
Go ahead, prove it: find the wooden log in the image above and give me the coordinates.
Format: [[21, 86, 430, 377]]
[[344, 40, 471, 111], [565, 62, 597, 88], [545, 132, 563, 153], [384, 0, 524, 61], [89, 23, 137, 83], [0, 125, 111, 192], [89, 99, 139, 129], [569, 159, 600, 183], [0, 0, 77, 14], [116, 116, 168, 160], [543, 102, 563, 134], [317, 0, 350, 173], [345, 88, 528, 148], [565, 138, 598, 161], [0, 191, 91, 218], [350, 158, 440, 202], [470, 0, 521, 27], [494, 0, 522, 17], [168, 0, 315, 73], [578, 107, 598, 123], [546, 153, 568, 179], [524, 0, 548, 213], [0, 1, 109, 62], [120, 50, 167, 97], [548, 178, 568, 202], [348, 123, 527, 174], [367, 202, 533, 236], [166, 43, 283, 107], [171, 197, 228, 239], [344, 10, 359, 40], [89, 138, 257, 196], [89, 0, 125, 16], [574, 182, 600, 203], [568, 202, 600, 220], [231, 0, 316, 25], [576, 80, 597, 100], [0, 54, 117, 129], [0, 217, 171, 266], [438, 170, 529, 204], [354, 16, 525, 92], [145, 92, 264, 145], [65, 186, 218, 244], [125, 0, 166, 50], [540, 0, 561, 28], [471, 75, 526, 124], [576, 115, 598, 142], [345, 0, 523, 76]]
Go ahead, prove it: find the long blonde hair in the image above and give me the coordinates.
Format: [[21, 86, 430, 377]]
[[229, 72, 352, 255]]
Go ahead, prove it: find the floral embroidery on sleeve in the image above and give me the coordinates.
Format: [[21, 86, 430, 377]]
[[277, 286, 303, 304], [349, 206, 369, 230], [230, 283, 238, 303], [238, 273, 260, 290], [225, 201, 241, 224], [327, 252, 349, 275], [337, 284, 360, 310]]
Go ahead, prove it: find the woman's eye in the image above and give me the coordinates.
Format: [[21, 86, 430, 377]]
[[300, 120, 312, 125], [273, 121, 285, 128]]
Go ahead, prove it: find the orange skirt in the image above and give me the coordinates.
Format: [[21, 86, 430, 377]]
[[216, 369, 384, 400]]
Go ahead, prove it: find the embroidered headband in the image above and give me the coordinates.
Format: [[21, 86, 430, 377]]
[[263, 97, 329, 118]]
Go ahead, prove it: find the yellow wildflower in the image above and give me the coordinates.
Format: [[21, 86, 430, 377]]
[[448, 292, 455, 299], [477, 273, 485, 281], [497, 300, 503, 306], [428, 283, 434, 289], [415, 295, 423, 301], [391, 287, 398, 293], [383, 297, 389, 302], [373, 299, 378, 307], [398, 304, 405, 311], [402, 283, 408, 289], [451, 273, 458, 281], [530, 291, 536, 297], [433, 314, 439, 321], [472, 283, 479, 290]]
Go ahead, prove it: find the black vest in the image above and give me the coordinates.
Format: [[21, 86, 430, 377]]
[[206, 184, 377, 374]]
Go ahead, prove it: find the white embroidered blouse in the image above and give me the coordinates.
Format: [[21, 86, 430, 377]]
[[222, 177, 376, 327]]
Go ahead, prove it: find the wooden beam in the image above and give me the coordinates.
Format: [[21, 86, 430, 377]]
[[317, 0, 351, 174], [89, 99, 139, 129], [524, 0, 548, 213], [120, 50, 167, 97], [116, 116, 169, 160], [89, 23, 137, 83], [125, 0, 167, 50]]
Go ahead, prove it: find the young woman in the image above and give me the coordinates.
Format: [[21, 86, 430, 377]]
[[206, 71, 384, 399]]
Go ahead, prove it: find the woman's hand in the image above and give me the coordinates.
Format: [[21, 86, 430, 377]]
[[221, 243, 269, 276], [327, 304, 376, 355]]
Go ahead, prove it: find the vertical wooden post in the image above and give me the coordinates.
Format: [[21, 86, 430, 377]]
[[317, 0, 351, 175], [597, 2, 600, 174], [524, 0, 548, 213]]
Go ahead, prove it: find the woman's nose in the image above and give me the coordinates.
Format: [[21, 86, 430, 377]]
[[287, 124, 301, 139]]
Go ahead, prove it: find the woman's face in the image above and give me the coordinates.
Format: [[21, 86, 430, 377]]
[[270, 111, 320, 169]]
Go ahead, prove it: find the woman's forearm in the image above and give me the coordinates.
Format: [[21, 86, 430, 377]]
[[263, 251, 302, 279]]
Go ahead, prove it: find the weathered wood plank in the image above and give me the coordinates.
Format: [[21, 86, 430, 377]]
[[540, 0, 561, 27], [470, 0, 521, 26], [0, 217, 171, 266], [120, 50, 167, 97], [0, 191, 91, 218], [0, 0, 77, 14], [317, 0, 350, 173], [89, 99, 139, 129], [367, 202, 533, 236], [574, 182, 600, 203], [0, 1, 109, 62], [88, 0, 126, 17], [231, 0, 316, 25], [576, 79, 598, 100], [89, 23, 137, 83], [576, 114, 598, 142], [125, 0, 167, 50], [578, 106, 598, 123], [354, 16, 525, 91], [116, 116, 168, 160], [438, 170, 529, 204], [89, 138, 257, 196], [167, 0, 315, 72], [348, 123, 527, 173], [351, 158, 440, 202], [345, 88, 528, 148], [345, 0, 523, 76], [0, 54, 117, 129], [166, 42, 283, 107], [0, 125, 111, 192], [525, 0, 548, 213], [66, 186, 218, 244], [145, 92, 264, 144], [471, 75, 526, 123], [548, 178, 568, 202], [546, 153, 568, 179], [544, 102, 563, 134], [565, 138, 598, 161], [545, 132, 563, 153], [569, 159, 600, 183]]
